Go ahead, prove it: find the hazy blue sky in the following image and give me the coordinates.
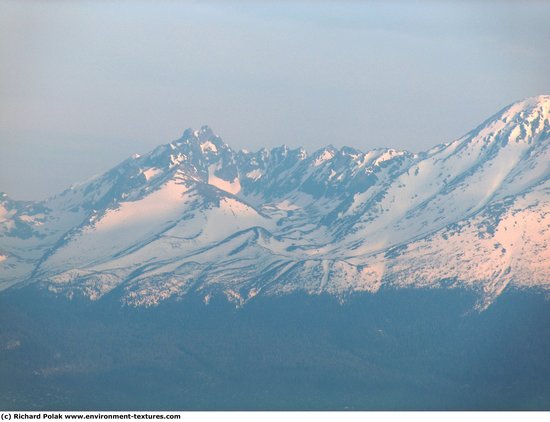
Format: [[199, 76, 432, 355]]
[[1, 1, 549, 200]]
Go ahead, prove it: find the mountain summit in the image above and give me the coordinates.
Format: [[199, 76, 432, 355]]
[[1, 96, 549, 308]]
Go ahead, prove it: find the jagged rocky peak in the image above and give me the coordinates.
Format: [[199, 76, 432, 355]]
[[311, 145, 337, 165], [501, 94, 549, 123], [339, 146, 362, 158], [176, 125, 228, 154], [460, 95, 549, 147]]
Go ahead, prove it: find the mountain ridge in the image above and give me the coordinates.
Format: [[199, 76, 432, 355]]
[[1, 95, 549, 308]]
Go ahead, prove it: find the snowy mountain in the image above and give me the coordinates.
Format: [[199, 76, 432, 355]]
[[1, 95, 549, 308]]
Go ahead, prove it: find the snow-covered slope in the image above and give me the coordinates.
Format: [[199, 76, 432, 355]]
[[1, 95, 549, 308]]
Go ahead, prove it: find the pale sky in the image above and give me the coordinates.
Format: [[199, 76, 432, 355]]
[[1, 1, 549, 200]]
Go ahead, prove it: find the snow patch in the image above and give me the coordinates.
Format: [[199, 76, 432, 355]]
[[0, 204, 11, 223], [208, 165, 241, 195], [313, 150, 335, 166], [200, 140, 218, 153], [143, 167, 162, 181], [246, 169, 263, 180], [275, 200, 300, 211], [373, 149, 403, 166]]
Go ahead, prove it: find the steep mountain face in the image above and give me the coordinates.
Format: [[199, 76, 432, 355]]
[[1, 96, 549, 308]]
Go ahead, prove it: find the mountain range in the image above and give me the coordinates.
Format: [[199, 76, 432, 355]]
[[1, 95, 549, 309]]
